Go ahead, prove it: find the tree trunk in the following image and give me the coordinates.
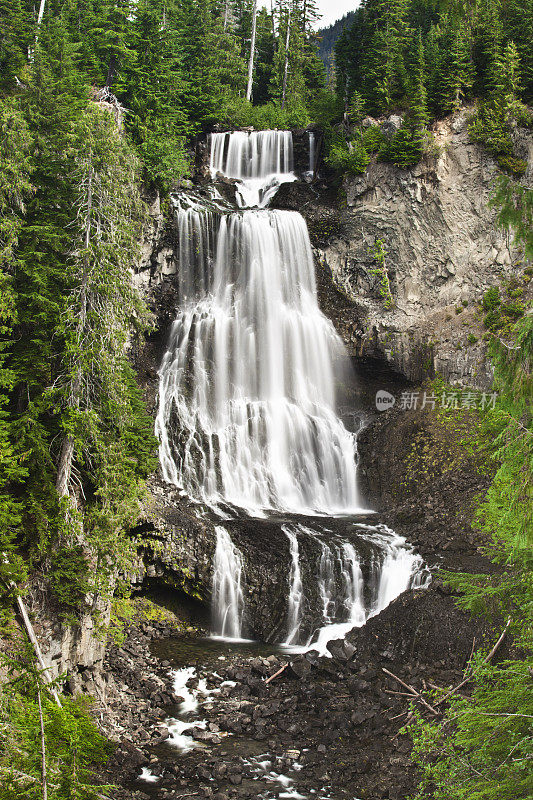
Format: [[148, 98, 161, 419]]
[[56, 160, 92, 503], [223, 0, 230, 30], [246, 0, 258, 102], [105, 54, 118, 88], [37, 689, 48, 800], [56, 435, 75, 499], [281, 6, 291, 109], [9, 584, 61, 706], [31, 0, 47, 58], [37, 0, 46, 26]]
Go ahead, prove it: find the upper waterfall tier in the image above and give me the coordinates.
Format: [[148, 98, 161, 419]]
[[156, 205, 362, 516], [209, 130, 296, 208]]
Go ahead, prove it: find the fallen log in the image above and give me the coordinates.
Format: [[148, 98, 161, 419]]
[[434, 618, 511, 707], [382, 668, 439, 716], [265, 663, 288, 685]]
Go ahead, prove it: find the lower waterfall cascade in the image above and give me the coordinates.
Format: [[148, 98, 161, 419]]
[[156, 129, 429, 650], [211, 527, 245, 640]]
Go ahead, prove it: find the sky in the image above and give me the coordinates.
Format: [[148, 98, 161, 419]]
[[259, 1, 360, 31], [313, 0, 360, 28]]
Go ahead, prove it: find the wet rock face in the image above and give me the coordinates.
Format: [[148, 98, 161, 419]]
[[135, 486, 294, 642], [356, 402, 495, 576]]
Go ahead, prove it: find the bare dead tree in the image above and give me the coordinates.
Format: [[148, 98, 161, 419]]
[[37, 689, 48, 800], [281, 5, 291, 109], [246, 0, 258, 102]]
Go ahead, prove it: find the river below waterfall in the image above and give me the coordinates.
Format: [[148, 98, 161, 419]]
[[137, 129, 430, 799]]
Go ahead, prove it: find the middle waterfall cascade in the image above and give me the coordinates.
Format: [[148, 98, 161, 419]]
[[156, 210, 361, 516], [156, 129, 430, 649], [281, 523, 426, 655]]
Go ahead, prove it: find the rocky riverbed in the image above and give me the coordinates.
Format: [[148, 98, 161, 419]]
[[92, 388, 502, 800], [98, 575, 502, 800]]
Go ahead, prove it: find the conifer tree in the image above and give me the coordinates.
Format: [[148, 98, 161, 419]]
[[122, 0, 191, 190], [504, 0, 533, 99], [437, 19, 474, 112], [54, 102, 153, 556], [0, 0, 32, 91], [0, 99, 32, 587], [409, 30, 429, 134]]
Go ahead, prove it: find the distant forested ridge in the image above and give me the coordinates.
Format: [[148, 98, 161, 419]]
[[317, 11, 357, 74], [329, 0, 533, 174]]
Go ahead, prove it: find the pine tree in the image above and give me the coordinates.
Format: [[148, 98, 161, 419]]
[[0, 0, 32, 91], [360, 0, 410, 111], [409, 30, 429, 134], [122, 0, 191, 190], [53, 102, 154, 562], [472, 0, 502, 96], [469, 41, 528, 173], [8, 14, 90, 551], [0, 98, 32, 588], [252, 7, 276, 105], [503, 0, 533, 99], [437, 18, 474, 112]]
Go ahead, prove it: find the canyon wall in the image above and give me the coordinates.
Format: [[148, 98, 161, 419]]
[[275, 111, 532, 387]]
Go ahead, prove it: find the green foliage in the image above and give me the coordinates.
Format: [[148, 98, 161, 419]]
[[482, 286, 500, 312], [409, 175, 533, 800], [381, 123, 426, 168], [361, 125, 387, 153], [0, 97, 33, 589], [219, 96, 310, 130], [409, 648, 533, 800], [369, 238, 394, 308], [491, 178, 533, 258], [49, 546, 91, 619], [333, 0, 533, 171], [326, 135, 371, 174], [0, 675, 113, 800]]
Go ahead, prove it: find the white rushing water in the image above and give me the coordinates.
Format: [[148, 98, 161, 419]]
[[209, 130, 297, 207], [211, 527, 245, 639], [156, 205, 361, 516], [307, 131, 316, 177], [283, 527, 304, 646], [281, 523, 427, 656]]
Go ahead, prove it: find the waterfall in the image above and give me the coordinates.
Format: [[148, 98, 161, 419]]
[[280, 524, 425, 654], [157, 130, 429, 648], [211, 527, 245, 639], [283, 527, 303, 646], [318, 539, 337, 624], [156, 207, 361, 516], [210, 130, 293, 179], [308, 131, 316, 176], [340, 542, 366, 625], [209, 130, 296, 207], [369, 531, 427, 617]]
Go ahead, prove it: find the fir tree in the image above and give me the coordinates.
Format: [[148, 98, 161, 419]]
[[122, 0, 192, 190], [504, 0, 533, 99], [0, 98, 32, 588], [409, 30, 429, 134], [438, 19, 474, 112], [0, 0, 32, 91]]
